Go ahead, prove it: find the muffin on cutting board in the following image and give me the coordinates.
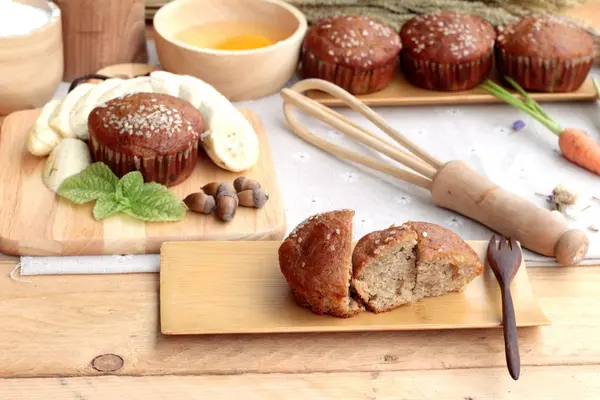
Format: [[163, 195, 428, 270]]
[[278, 210, 484, 318], [400, 11, 496, 91], [301, 15, 402, 95], [88, 92, 204, 187], [495, 15, 594, 92]]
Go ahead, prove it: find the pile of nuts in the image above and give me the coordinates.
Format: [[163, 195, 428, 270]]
[[183, 177, 269, 222]]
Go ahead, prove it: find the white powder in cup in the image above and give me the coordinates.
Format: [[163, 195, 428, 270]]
[[0, 0, 51, 37]]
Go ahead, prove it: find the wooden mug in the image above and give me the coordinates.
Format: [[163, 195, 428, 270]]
[[52, 0, 148, 81]]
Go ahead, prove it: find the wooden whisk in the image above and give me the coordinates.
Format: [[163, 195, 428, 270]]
[[280, 78, 589, 266]]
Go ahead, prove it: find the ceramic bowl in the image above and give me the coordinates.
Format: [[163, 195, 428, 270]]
[[0, 0, 63, 116], [153, 0, 307, 101]]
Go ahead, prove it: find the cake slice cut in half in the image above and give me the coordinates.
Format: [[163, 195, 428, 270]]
[[278, 209, 364, 318], [352, 221, 483, 313]]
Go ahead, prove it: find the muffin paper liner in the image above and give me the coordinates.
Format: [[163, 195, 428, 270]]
[[401, 50, 494, 91], [89, 135, 199, 187], [301, 50, 398, 95], [495, 48, 594, 93]]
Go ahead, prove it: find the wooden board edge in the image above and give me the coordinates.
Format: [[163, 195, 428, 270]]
[[306, 77, 599, 108]]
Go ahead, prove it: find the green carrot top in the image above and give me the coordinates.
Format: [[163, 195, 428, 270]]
[[479, 78, 564, 136]]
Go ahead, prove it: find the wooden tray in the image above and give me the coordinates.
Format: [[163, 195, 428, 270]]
[[0, 109, 286, 256], [159, 240, 549, 335], [307, 73, 598, 107]]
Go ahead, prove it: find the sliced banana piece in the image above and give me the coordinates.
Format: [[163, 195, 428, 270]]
[[96, 76, 153, 105], [159, 71, 260, 172], [28, 99, 63, 157], [70, 78, 124, 140], [150, 70, 183, 97], [202, 106, 260, 172], [42, 138, 92, 193], [49, 83, 96, 138]]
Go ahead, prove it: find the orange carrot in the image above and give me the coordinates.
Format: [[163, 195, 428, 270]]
[[558, 128, 600, 175], [480, 78, 600, 177]]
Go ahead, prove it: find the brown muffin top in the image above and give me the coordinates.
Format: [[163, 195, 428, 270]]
[[279, 209, 354, 299], [400, 11, 495, 63], [404, 221, 482, 269], [352, 224, 418, 276], [496, 15, 594, 59], [88, 93, 204, 158], [302, 15, 401, 70]]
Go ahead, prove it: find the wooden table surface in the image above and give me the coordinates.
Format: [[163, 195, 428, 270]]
[[2, 3, 600, 398], [1, 253, 599, 398]]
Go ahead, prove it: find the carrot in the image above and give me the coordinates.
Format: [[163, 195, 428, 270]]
[[479, 78, 600, 176], [559, 128, 600, 175]]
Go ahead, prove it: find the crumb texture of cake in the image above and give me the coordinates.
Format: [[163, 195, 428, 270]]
[[399, 11, 495, 91], [495, 15, 594, 92], [278, 209, 364, 318], [301, 15, 401, 95], [352, 221, 483, 313], [88, 92, 204, 186]]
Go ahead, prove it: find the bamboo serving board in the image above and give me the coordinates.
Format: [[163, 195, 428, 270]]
[[307, 73, 598, 108], [0, 109, 286, 256], [160, 240, 549, 335]]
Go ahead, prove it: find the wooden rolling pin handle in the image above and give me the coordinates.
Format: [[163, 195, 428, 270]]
[[431, 160, 589, 266]]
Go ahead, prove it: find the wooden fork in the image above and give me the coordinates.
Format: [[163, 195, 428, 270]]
[[487, 235, 522, 380]]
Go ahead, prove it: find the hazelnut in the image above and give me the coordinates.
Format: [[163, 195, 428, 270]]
[[184, 192, 216, 214], [201, 182, 221, 197], [233, 176, 261, 192], [216, 183, 235, 197], [238, 188, 269, 209], [216, 191, 238, 222]]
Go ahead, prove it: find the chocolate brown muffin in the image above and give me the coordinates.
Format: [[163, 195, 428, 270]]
[[400, 12, 495, 91], [88, 93, 204, 187], [301, 15, 402, 95], [495, 15, 594, 93]]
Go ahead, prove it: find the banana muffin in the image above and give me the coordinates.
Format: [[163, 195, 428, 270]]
[[400, 11, 496, 91], [301, 15, 402, 95], [495, 15, 594, 92], [88, 92, 204, 186]]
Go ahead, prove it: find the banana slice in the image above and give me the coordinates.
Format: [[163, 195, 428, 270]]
[[70, 78, 124, 140], [49, 83, 96, 138], [150, 70, 182, 97], [42, 138, 92, 193], [202, 105, 260, 172], [175, 73, 260, 172], [27, 99, 63, 157], [95, 76, 153, 105]]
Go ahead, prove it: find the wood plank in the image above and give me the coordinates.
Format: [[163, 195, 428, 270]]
[[0, 264, 599, 378], [159, 240, 548, 335], [1, 365, 599, 399], [0, 108, 286, 256], [307, 73, 598, 108]]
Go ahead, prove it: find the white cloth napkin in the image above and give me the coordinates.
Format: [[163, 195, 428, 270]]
[[15, 42, 600, 275]]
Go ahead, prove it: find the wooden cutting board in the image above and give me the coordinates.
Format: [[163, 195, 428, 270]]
[[307, 74, 598, 108], [0, 109, 286, 256], [159, 240, 549, 335]]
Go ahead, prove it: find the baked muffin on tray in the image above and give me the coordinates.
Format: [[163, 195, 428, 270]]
[[495, 15, 594, 93], [88, 93, 204, 187], [300, 15, 402, 95], [400, 11, 495, 91]]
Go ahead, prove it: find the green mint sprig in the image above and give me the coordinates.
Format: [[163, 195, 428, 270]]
[[57, 162, 186, 222]]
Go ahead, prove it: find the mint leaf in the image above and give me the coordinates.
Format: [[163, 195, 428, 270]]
[[119, 171, 144, 201], [57, 163, 119, 204], [93, 193, 126, 220], [122, 182, 186, 222]]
